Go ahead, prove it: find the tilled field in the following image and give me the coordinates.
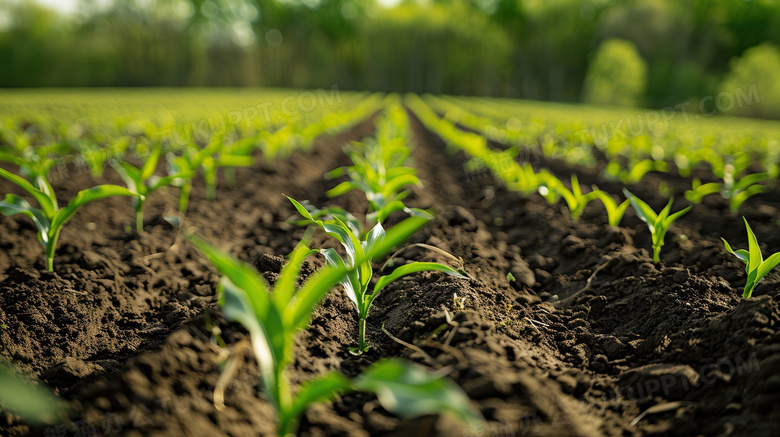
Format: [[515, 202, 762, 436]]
[[1, 110, 779, 437]]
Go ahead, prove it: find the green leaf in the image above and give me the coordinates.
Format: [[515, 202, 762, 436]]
[[286, 196, 316, 221], [325, 167, 345, 180], [51, 185, 135, 231], [323, 221, 360, 266], [731, 183, 769, 213], [140, 145, 161, 180], [370, 262, 465, 309], [185, 232, 287, 369], [219, 278, 280, 407], [274, 244, 316, 310], [662, 204, 691, 228], [757, 252, 780, 282], [114, 161, 142, 194], [734, 172, 769, 191], [371, 215, 431, 260], [216, 155, 254, 167], [353, 359, 483, 427], [655, 198, 673, 229], [291, 215, 431, 330], [363, 221, 385, 256], [571, 174, 582, 198], [282, 372, 352, 432], [623, 188, 658, 231], [291, 265, 351, 330], [373, 200, 407, 224], [0, 364, 66, 424], [383, 174, 421, 198], [321, 248, 359, 308], [149, 171, 194, 191], [374, 262, 465, 296], [404, 207, 434, 220], [0, 194, 51, 244], [0, 167, 55, 217], [0, 151, 23, 166], [589, 189, 631, 227], [326, 181, 364, 198], [186, 232, 271, 309], [722, 238, 749, 264], [744, 217, 763, 269]]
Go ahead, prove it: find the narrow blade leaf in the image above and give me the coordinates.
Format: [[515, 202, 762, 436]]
[[353, 359, 483, 427]]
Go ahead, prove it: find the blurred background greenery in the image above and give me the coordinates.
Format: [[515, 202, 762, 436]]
[[1, 0, 780, 118]]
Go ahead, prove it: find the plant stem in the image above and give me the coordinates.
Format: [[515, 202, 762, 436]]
[[206, 182, 216, 202], [46, 229, 61, 272], [179, 182, 192, 214], [135, 199, 145, 232], [652, 245, 661, 263], [277, 371, 295, 437], [225, 166, 236, 187], [358, 317, 367, 351]]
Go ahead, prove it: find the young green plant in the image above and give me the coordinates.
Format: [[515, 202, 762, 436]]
[[288, 196, 465, 355], [0, 168, 133, 271], [623, 188, 692, 263], [539, 174, 600, 220], [684, 178, 721, 204], [113, 145, 194, 232], [722, 168, 770, 215], [722, 218, 780, 299], [606, 159, 669, 184], [589, 188, 630, 227], [182, 218, 482, 436], [325, 108, 426, 229]]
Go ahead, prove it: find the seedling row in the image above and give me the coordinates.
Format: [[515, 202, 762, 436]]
[[1, 90, 779, 436]]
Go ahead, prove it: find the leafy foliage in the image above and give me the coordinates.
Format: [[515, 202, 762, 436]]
[[722, 218, 780, 299], [623, 188, 691, 263], [287, 196, 465, 355], [184, 221, 482, 436], [0, 167, 134, 271]]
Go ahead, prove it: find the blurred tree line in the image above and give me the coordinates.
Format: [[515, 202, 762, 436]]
[[1, 0, 780, 115]]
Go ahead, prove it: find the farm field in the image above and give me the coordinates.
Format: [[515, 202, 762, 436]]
[[1, 88, 780, 437]]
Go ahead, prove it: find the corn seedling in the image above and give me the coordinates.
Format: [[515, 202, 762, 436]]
[[606, 159, 669, 184], [326, 109, 426, 229], [0, 168, 133, 271], [326, 159, 427, 228], [623, 188, 691, 263], [164, 143, 215, 214], [183, 219, 482, 436], [721, 166, 770, 215], [684, 178, 721, 204], [538, 174, 600, 220], [0, 143, 70, 188], [589, 188, 630, 227], [288, 196, 465, 355], [722, 218, 780, 299], [113, 145, 194, 232], [200, 136, 255, 202]]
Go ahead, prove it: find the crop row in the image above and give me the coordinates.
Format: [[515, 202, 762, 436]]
[[2, 93, 780, 433], [0, 97, 487, 434], [0, 94, 383, 270], [424, 94, 779, 205], [407, 94, 780, 298], [180, 103, 484, 435]]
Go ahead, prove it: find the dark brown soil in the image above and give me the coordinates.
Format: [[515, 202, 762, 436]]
[[1, 108, 779, 437]]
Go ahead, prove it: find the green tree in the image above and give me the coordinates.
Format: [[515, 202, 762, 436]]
[[582, 38, 647, 107], [720, 43, 780, 119]]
